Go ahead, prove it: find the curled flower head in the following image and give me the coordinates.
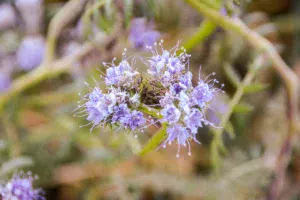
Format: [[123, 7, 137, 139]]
[[0, 172, 44, 200]]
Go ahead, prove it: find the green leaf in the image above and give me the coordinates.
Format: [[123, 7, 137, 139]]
[[233, 103, 254, 114], [139, 124, 167, 156], [243, 83, 269, 94], [223, 63, 241, 88]]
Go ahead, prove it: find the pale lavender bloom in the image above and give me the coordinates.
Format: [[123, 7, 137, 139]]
[[0, 72, 11, 93], [16, 36, 45, 70], [104, 59, 139, 88], [120, 110, 146, 130], [129, 18, 160, 50], [179, 71, 193, 90], [207, 94, 229, 125], [0, 172, 45, 200], [81, 85, 145, 132], [167, 57, 184, 74], [192, 80, 215, 108], [163, 124, 194, 157], [161, 104, 181, 124], [85, 88, 106, 125], [159, 92, 174, 107], [178, 91, 191, 114], [112, 104, 130, 123], [0, 4, 16, 31], [146, 42, 190, 87], [184, 108, 203, 134]]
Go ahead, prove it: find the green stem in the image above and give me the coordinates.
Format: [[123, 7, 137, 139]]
[[211, 56, 264, 169], [139, 124, 167, 156], [45, 0, 88, 63], [183, 20, 217, 52], [0, 33, 116, 111], [183, 0, 222, 52], [138, 104, 162, 119], [82, 0, 106, 39]]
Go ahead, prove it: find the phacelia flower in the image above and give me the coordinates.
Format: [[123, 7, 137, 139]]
[[16, 35, 45, 70], [78, 42, 224, 157], [103, 50, 139, 88], [77, 50, 147, 133], [129, 18, 160, 50], [0, 71, 11, 93], [0, 4, 16, 31], [161, 104, 181, 125], [0, 172, 45, 200], [120, 110, 146, 130], [144, 41, 224, 156], [145, 42, 190, 87], [163, 124, 198, 157]]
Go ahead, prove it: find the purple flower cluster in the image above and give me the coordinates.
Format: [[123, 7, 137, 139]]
[[79, 42, 223, 156], [145, 42, 224, 157], [0, 172, 44, 200], [78, 50, 146, 133]]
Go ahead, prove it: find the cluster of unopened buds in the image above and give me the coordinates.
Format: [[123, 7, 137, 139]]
[[77, 41, 224, 157]]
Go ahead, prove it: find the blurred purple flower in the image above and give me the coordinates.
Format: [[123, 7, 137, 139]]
[[129, 18, 160, 50], [16, 36, 45, 70], [15, 0, 44, 34], [0, 72, 11, 93], [207, 94, 229, 125], [0, 4, 16, 31], [0, 172, 45, 200]]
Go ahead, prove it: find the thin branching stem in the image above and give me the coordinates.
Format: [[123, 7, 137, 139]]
[[211, 56, 264, 170], [44, 0, 89, 63]]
